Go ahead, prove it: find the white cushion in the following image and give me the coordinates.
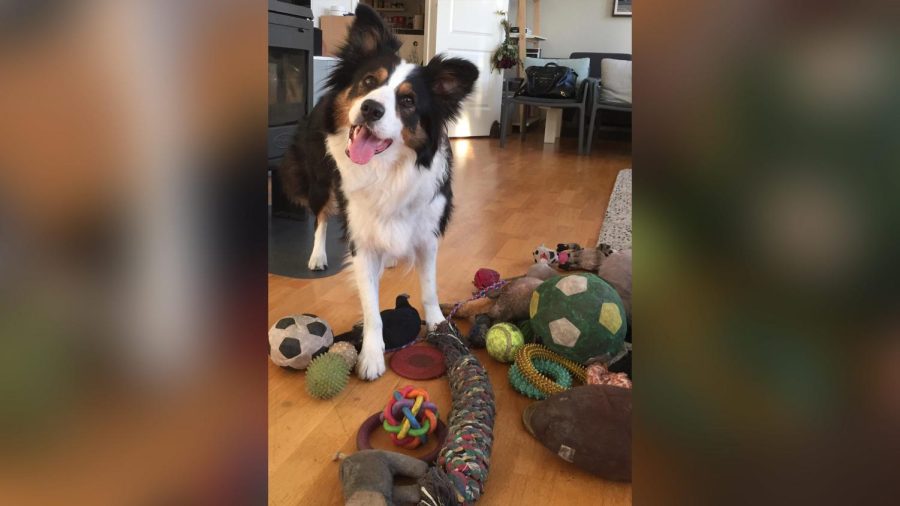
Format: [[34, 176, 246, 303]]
[[600, 59, 632, 104]]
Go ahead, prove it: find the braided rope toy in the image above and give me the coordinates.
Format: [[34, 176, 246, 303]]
[[513, 344, 586, 396], [417, 322, 495, 505], [508, 358, 573, 399], [381, 385, 439, 449]]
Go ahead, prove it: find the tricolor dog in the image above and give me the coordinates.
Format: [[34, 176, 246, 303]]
[[278, 5, 478, 380]]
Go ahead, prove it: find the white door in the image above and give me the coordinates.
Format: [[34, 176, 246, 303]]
[[428, 0, 507, 137]]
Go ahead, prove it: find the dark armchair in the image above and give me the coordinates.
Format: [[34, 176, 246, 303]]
[[570, 52, 632, 154], [499, 57, 596, 155]]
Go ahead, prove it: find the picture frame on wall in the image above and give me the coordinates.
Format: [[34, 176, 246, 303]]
[[613, 0, 632, 17]]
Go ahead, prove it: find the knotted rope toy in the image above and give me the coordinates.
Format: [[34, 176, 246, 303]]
[[417, 322, 496, 506], [512, 344, 586, 397], [381, 385, 440, 449]]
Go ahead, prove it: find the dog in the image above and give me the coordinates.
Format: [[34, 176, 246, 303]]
[[278, 5, 478, 380]]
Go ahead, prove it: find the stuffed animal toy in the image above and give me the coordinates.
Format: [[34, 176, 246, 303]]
[[337, 450, 429, 506], [334, 294, 422, 352], [596, 249, 632, 320], [268, 314, 334, 370], [551, 246, 633, 374], [523, 385, 631, 481], [556, 242, 614, 271], [442, 264, 559, 330], [586, 362, 632, 389], [526, 261, 557, 281], [441, 275, 543, 326], [555, 244, 632, 320], [530, 273, 628, 364], [532, 244, 558, 265], [465, 313, 493, 348]]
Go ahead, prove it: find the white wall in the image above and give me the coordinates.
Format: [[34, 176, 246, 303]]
[[310, 0, 358, 27], [508, 0, 631, 57]]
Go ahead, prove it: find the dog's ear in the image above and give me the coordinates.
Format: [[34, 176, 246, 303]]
[[342, 4, 401, 59], [424, 55, 479, 118]]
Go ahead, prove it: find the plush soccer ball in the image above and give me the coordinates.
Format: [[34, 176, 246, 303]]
[[268, 314, 334, 370], [486, 323, 524, 363], [529, 274, 627, 364]]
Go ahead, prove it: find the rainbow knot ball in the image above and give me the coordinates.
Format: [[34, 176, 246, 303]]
[[380, 385, 439, 449]]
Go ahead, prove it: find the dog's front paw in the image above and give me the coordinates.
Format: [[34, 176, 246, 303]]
[[307, 251, 328, 271], [424, 305, 446, 331], [356, 341, 386, 381]]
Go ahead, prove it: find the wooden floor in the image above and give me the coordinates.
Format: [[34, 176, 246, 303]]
[[269, 134, 632, 505]]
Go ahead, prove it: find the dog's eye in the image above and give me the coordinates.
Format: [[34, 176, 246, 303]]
[[399, 96, 415, 108], [363, 76, 377, 88]]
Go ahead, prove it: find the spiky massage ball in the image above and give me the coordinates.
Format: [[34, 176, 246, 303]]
[[328, 341, 359, 369], [305, 353, 350, 399]]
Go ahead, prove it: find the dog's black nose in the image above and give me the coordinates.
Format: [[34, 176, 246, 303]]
[[360, 99, 385, 122]]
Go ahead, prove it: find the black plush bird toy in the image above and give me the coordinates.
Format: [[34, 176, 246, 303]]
[[333, 294, 423, 352]]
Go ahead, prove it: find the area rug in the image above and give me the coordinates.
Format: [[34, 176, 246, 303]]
[[268, 209, 349, 279], [597, 168, 632, 250]]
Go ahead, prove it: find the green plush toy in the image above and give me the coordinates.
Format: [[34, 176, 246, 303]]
[[306, 353, 351, 399], [529, 273, 627, 364]]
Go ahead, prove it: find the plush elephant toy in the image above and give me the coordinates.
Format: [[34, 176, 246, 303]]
[[338, 450, 429, 506]]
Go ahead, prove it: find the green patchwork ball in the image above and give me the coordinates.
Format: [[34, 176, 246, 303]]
[[529, 273, 627, 364]]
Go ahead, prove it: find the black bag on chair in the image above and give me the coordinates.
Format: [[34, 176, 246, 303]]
[[517, 62, 578, 99]]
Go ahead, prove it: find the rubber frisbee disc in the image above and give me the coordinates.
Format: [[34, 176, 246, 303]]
[[389, 343, 446, 380]]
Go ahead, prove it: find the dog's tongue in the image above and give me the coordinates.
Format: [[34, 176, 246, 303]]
[[348, 126, 380, 165]]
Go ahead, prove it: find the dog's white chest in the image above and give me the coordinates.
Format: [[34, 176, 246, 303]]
[[327, 135, 449, 258]]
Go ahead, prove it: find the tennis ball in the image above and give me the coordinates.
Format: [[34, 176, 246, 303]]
[[486, 323, 525, 363]]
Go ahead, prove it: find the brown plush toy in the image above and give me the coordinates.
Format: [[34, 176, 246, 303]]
[[556, 242, 614, 272], [441, 264, 558, 350], [338, 450, 429, 506], [523, 385, 632, 481], [596, 249, 632, 319], [441, 276, 536, 324], [557, 244, 632, 320]]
